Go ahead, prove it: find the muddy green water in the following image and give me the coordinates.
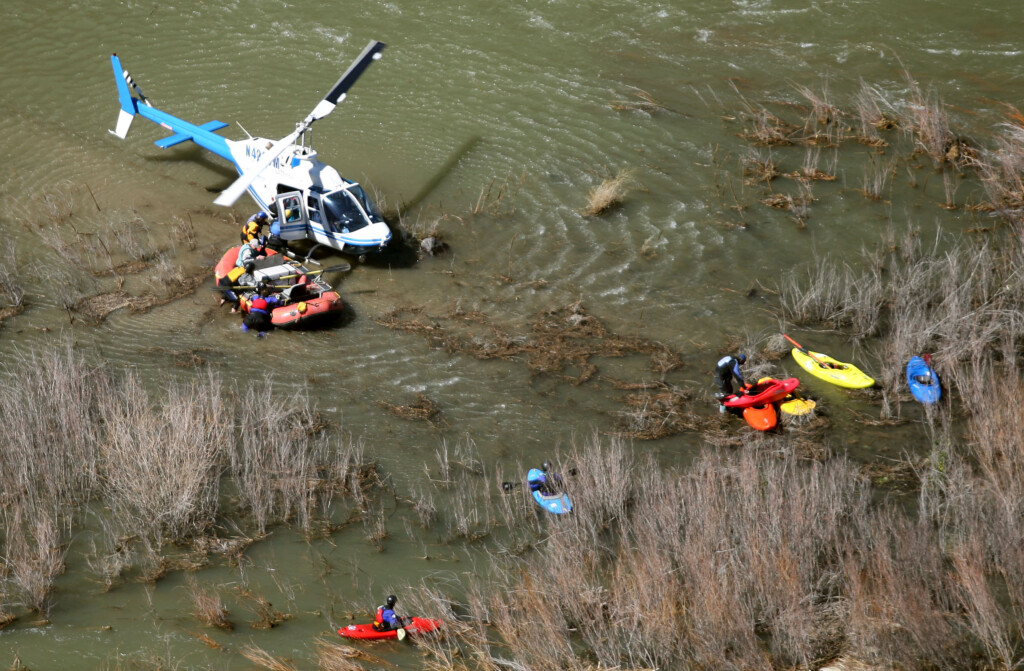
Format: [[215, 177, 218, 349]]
[[2, 0, 1023, 667]]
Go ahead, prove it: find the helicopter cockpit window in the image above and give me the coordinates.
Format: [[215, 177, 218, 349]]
[[322, 190, 368, 234], [307, 195, 322, 224], [347, 184, 382, 221]]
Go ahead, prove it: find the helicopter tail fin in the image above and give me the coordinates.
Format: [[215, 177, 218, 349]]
[[109, 53, 139, 139]]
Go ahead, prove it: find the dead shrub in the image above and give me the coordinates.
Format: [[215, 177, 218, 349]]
[[581, 170, 635, 216], [187, 576, 233, 631]]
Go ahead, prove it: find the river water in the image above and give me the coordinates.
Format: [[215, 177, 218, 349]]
[[2, 0, 1023, 667]]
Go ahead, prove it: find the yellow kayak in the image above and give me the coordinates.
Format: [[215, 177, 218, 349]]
[[779, 396, 816, 416], [790, 348, 875, 389]]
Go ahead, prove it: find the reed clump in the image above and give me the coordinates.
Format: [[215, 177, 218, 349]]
[[376, 393, 445, 427], [240, 644, 299, 671], [187, 576, 233, 631], [581, 170, 636, 216]]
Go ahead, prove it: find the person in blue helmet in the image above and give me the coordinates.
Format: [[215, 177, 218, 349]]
[[241, 211, 270, 244], [713, 354, 749, 412]]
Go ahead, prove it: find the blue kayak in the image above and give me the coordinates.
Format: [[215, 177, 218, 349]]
[[907, 356, 941, 404], [527, 468, 573, 514]]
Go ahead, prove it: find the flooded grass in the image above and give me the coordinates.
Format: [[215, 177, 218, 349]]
[[8, 69, 1024, 671], [402, 428, 1024, 670]]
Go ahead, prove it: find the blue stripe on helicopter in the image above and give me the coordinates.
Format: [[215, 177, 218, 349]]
[[155, 120, 229, 148], [134, 105, 233, 162], [307, 223, 390, 247]]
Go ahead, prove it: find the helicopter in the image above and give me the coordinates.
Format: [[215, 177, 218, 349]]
[[108, 41, 392, 258]]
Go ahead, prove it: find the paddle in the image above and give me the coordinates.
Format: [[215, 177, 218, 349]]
[[396, 616, 410, 641], [231, 284, 294, 291], [782, 333, 833, 368], [276, 263, 351, 280]]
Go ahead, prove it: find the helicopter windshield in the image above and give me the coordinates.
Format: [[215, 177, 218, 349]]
[[347, 184, 382, 221], [321, 189, 369, 233]]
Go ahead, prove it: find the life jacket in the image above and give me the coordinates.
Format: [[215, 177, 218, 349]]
[[226, 265, 247, 282], [372, 606, 387, 631]]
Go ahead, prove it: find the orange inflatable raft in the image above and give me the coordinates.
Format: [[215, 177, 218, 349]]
[[216, 246, 343, 329]]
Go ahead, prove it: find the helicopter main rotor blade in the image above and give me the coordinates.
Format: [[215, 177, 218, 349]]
[[213, 126, 303, 207], [308, 40, 386, 122], [213, 40, 385, 208]]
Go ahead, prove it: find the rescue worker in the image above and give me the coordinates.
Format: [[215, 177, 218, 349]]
[[372, 595, 404, 632], [714, 353, 748, 412], [241, 211, 270, 244], [235, 236, 265, 268], [218, 261, 257, 313], [241, 283, 278, 336]]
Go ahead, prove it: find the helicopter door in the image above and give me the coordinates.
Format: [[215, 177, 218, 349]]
[[274, 192, 308, 241]]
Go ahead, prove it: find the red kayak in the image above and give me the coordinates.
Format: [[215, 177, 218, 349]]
[[721, 377, 799, 410], [337, 617, 442, 640]]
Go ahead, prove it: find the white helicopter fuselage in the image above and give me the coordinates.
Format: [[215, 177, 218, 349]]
[[109, 41, 392, 257], [226, 137, 392, 253]]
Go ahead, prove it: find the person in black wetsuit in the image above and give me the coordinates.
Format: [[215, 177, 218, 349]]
[[713, 353, 748, 412]]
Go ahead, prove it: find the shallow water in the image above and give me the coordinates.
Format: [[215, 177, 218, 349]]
[[1, 0, 1022, 666]]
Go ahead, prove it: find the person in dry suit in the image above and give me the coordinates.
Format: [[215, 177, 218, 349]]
[[713, 353, 749, 413], [241, 282, 281, 336], [218, 261, 257, 313], [527, 462, 563, 495], [241, 211, 270, 244], [372, 595, 406, 632]]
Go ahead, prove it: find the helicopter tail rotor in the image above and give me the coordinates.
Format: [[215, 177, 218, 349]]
[[213, 40, 387, 208]]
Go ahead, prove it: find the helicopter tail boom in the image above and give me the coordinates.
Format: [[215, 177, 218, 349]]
[[108, 54, 235, 163]]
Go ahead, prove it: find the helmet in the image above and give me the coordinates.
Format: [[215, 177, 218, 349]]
[[244, 261, 256, 273], [256, 211, 270, 221], [737, 354, 747, 364], [541, 461, 550, 472], [386, 595, 397, 608]]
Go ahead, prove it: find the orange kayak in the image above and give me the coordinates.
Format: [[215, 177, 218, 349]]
[[743, 404, 777, 431]]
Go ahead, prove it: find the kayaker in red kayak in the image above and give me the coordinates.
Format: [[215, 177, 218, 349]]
[[372, 595, 406, 632]]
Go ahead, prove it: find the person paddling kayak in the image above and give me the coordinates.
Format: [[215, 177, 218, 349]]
[[527, 462, 564, 495], [372, 595, 406, 632]]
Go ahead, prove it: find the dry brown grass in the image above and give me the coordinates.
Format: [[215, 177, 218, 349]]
[[314, 635, 394, 670], [240, 644, 299, 671], [187, 576, 234, 631], [581, 170, 635, 216], [376, 393, 445, 427]]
